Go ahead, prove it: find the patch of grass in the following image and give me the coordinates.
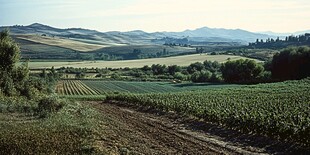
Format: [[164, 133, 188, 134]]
[[0, 96, 102, 154]]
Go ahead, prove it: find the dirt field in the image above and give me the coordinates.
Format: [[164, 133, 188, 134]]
[[90, 101, 306, 154]]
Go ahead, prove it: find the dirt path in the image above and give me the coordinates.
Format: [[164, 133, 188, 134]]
[[89, 101, 307, 155]]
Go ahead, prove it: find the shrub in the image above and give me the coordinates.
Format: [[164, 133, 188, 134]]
[[37, 96, 64, 118], [221, 59, 264, 83]]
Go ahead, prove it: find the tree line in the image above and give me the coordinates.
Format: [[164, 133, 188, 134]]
[[59, 45, 310, 84], [249, 33, 310, 49]]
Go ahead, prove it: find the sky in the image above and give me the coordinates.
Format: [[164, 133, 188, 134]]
[[1, 0, 310, 33]]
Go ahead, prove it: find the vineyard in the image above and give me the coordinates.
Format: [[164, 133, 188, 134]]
[[105, 78, 310, 146]]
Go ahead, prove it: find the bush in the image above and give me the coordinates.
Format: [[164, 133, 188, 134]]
[[191, 71, 212, 83], [37, 96, 64, 118], [174, 72, 187, 81], [221, 59, 264, 83]]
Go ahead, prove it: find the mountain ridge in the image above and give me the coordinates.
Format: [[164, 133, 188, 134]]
[[0, 23, 276, 44]]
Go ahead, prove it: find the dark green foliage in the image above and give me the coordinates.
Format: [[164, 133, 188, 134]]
[[0, 29, 20, 72], [0, 30, 58, 98], [203, 60, 221, 72], [271, 46, 310, 80], [249, 33, 310, 49], [151, 64, 167, 75], [0, 30, 28, 96], [37, 96, 64, 118], [167, 65, 181, 75], [187, 62, 204, 74], [173, 72, 187, 81], [191, 71, 212, 82], [221, 59, 264, 83]]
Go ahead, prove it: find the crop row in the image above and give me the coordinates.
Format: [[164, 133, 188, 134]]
[[82, 81, 179, 94], [105, 78, 310, 145], [56, 80, 100, 95]]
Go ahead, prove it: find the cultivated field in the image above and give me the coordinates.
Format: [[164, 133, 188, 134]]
[[56, 80, 100, 95], [16, 34, 106, 52], [28, 54, 261, 69], [56, 80, 237, 95], [106, 78, 310, 146]]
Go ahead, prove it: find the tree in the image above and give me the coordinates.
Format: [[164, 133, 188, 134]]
[[221, 59, 264, 83], [187, 62, 204, 74], [151, 64, 167, 75], [191, 71, 212, 83], [0, 29, 20, 72], [168, 65, 181, 75], [271, 46, 310, 80], [203, 60, 221, 72], [0, 29, 33, 97]]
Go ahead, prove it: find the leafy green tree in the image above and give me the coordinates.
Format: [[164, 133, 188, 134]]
[[187, 62, 204, 74], [271, 46, 310, 80], [0, 29, 20, 72], [221, 59, 264, 83], [151, 64, 167, 75], [203, 60, 221, 72], [0, 29, 28, 96], [168, 65, 181, 75], [191, 71, 212, 83]]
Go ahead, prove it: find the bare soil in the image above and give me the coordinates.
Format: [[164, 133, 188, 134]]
[[89, 101, 309, 155]]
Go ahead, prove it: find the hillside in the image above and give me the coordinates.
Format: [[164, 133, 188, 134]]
[[1, 23, 274, 45], [15, 34, 105, 52], [0, 23, 284, 60]]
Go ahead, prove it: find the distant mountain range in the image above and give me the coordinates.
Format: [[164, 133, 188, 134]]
[[0, 23, 294, 45]]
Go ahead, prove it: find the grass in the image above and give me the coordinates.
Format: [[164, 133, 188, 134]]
[[0, 95, 102, 154], [28, 54, 262, 69]]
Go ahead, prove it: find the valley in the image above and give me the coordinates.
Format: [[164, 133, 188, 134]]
[[0, 15, 309, 155]]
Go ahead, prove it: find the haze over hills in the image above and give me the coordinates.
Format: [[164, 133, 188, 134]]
[[1, 23, 309, 60], [259, 30, 310, 37], [0, 23, 277, 45]]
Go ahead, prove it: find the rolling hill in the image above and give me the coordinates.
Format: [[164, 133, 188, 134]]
[[0, 23, 283, 60], [1, 23, 274, 45]]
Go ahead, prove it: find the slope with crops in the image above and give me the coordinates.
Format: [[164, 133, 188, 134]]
[[105, 78, 310, 146]]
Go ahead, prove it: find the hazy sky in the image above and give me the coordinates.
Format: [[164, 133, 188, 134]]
[[1, 0, 309, 33]]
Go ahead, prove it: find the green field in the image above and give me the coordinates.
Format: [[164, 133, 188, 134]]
[[56, 80, 238, 96], [28, 54, 261, 69], [105, 78, 310, 146]]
